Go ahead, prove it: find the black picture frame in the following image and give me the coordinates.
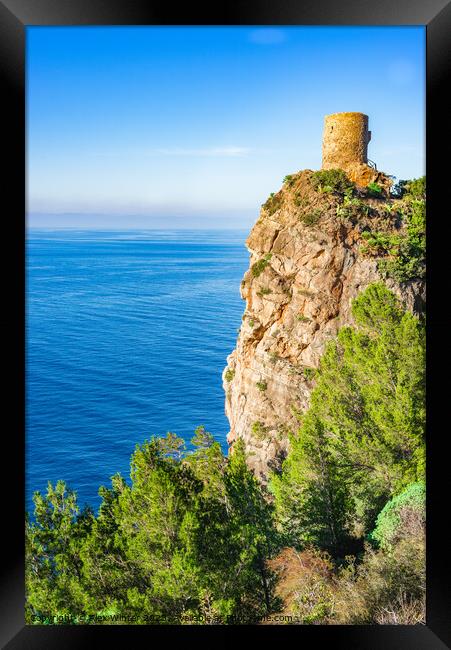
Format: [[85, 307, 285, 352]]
[[1, 1, 450, 647]]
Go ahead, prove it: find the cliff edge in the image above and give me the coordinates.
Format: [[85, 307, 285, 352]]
[[222, 168, 425, 481]]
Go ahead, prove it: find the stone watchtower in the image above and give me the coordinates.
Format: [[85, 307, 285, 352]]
[[321, 112, 387, 188], [322, 112, 371, 170]]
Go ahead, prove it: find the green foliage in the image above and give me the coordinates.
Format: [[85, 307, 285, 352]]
[[300, 208, 322, 226], [292, 554, 335, 624], [224, 368, 235, 382], [283, 174, 296, 187], [27, 432, 279, 625], [272, 491, 425, 626], [270, 283, 425, 553], [391, 176, 426, 200], [335, 510, 425, 624], [335, 204, 354, 220], [262, 192, 283, 215], [257, 287, 272, 297], [366, 182, 383, 197], [303, 367, 316, 381], [296, 314, 311, 323], [294, 194, 308, 208], [336, 196, 372, 220], [223, 440, 280, 614], [311, 169, 354, 195], [26, 481, 95, 623], [252, 421, 269, 441], [405, 177, 426, 199], [369, 482, 425, 550], [251, 254, 272, 278], [361, 176, 426, 282], [360, 230, 399, 256], [270, 413, 355, 554], [378, 196, 425, 282], [26, 269, 425, 625]]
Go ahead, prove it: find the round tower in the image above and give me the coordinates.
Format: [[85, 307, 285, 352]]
[[322, 112, 371, 170]]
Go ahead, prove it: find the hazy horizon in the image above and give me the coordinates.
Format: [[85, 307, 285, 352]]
[[26, 211, 256, 230], [27, 223, 251, 231]]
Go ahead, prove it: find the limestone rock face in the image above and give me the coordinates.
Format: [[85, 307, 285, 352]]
[[222, 170, 425, 481]]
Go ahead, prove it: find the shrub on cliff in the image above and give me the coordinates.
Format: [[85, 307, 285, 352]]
[[311, 169, 354, 195], [361, 176, 426, 282], [368, 481, 425, 550], [299, 208, 322, 226], [391, 176, 426, 199], [378, 191, 425, 281], [366, 181, 383, 197], [251, 253, 272, 278]]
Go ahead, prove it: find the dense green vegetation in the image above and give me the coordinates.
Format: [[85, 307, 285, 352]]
[[268, 283, 425, 623], [361, 176, 426, 282], [27, 429, 279, 624], [271, 283, 425, 549], [26, 283, 425, 625], [392, 176, 426, 199]]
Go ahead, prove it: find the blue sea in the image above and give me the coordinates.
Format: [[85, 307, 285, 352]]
[[26, 229, 248, 513]]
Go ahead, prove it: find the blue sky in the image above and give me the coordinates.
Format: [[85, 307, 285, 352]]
[[27, 26, 425, 229]]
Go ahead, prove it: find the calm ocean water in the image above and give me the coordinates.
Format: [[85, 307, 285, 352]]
[[26, 229, 248, 513]]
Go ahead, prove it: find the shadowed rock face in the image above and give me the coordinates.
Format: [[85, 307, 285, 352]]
[[223, 170, 425, 482]]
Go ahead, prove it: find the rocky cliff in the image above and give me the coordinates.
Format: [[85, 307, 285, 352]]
[[222, 169, 425, 481]]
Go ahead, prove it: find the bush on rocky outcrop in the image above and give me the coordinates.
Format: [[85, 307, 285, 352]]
[[310, 169, 355, 195], [251, 253, 272, 278]]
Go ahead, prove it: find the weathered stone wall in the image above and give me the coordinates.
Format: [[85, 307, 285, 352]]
[[322, 112, 370, 169]]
